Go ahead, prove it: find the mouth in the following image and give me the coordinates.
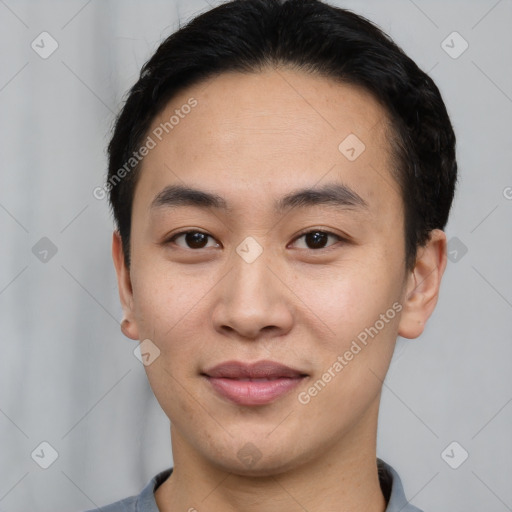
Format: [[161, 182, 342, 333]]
[[201, 360, 308, 406]]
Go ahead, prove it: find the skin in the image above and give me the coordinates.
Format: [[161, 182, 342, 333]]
[[112, 67, 447, 512]]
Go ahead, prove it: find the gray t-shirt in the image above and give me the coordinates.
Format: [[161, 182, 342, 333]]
[[86, 458, 423, 512]]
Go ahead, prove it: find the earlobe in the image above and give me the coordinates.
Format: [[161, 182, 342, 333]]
[[398, 229, 447, 340], [112, 231, 140, 341]]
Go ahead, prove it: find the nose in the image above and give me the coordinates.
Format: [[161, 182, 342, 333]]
[[211, 246, 294, 341]]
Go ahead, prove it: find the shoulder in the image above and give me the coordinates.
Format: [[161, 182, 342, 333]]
[[82, 468, 173, 512], [378, 458, 424, 512], [85, 495, 138, 512]]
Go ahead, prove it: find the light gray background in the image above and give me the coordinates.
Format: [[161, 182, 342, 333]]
[[1, 0, 511, 510]]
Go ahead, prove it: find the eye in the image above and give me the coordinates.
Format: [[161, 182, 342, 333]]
[[165, 229, 344, 251], [291, 230, 344, 250], [167, 230, 220, 250]]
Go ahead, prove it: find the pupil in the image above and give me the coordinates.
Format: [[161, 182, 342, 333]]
[[186, 232, 207, 249], [306, 231, 327, 249]]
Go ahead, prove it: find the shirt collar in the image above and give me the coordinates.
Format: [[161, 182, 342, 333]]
[[137, 459, 423, 512], [377, 458, 424, 511]]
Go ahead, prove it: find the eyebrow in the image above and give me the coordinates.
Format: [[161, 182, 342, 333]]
[[150, 182, 368, 214]]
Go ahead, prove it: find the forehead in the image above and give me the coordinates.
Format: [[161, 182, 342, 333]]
[[133, 67, 400, 217]]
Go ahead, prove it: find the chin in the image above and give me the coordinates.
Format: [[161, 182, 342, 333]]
[[204, 437, 316, 478], [220, 456, 301, 478]]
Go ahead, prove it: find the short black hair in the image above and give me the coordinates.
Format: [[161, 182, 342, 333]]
[[106, 0, 457, 271]]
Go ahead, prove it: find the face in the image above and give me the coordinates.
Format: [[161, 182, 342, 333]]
[[113, 67, 444, 475]]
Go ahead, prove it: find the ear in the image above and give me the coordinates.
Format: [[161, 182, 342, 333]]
[[398, 229, 448, 339], [112, 231, 140, 340]]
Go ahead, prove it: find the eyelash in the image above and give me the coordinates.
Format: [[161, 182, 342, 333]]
[[165, 229, 346, 251]]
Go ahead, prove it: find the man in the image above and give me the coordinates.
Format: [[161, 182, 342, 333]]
[[90, 0, 457, 510]]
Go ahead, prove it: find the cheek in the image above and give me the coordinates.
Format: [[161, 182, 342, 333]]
[[130, 262, 216, 363], [295, 259, 402, 349], [296, 273, 400, 430], [132, 267, 206, 418], [129, 263, 184, 354], [323, 267, 401, 380], [131, 257, 187, 322]]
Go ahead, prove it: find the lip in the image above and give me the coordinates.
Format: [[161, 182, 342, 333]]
[[202, 360, 308, 406]]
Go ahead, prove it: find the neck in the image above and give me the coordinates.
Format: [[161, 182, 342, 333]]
[[155, 401, 386, 512]]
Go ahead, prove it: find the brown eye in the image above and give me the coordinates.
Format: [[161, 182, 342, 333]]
[[168, 231, 219, 249], [292, 230, 343, 250], [305, 231, 329, 249]]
